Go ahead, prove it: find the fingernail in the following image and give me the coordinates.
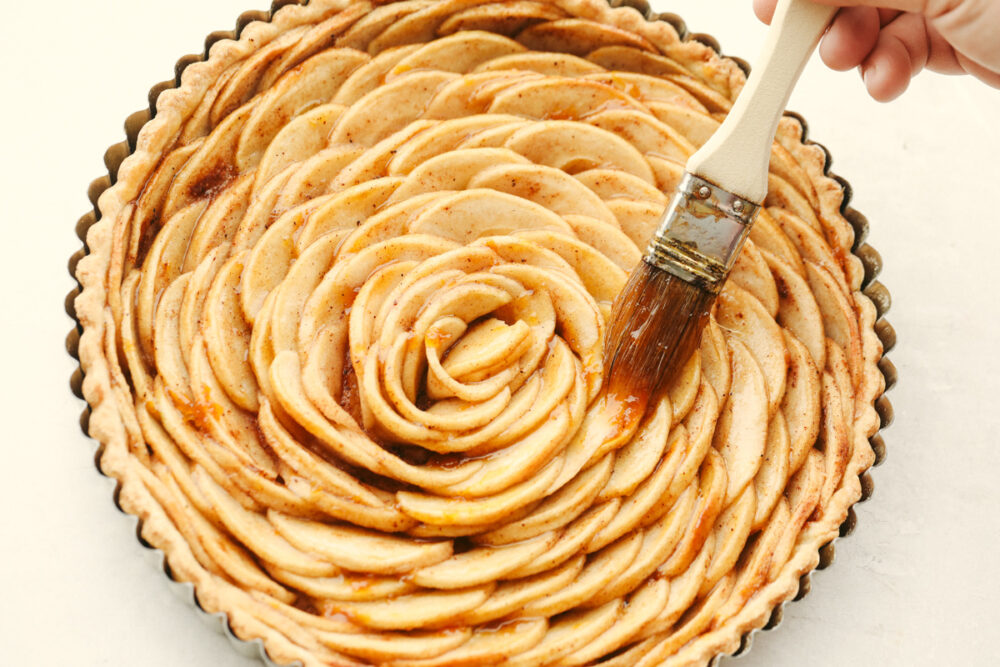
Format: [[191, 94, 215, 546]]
[[862, 62, 876, 89]]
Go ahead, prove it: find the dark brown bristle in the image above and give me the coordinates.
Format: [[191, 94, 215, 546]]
[[603, 260, 715, 417]]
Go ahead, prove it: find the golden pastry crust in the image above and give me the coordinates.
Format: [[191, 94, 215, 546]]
[[74, 1, 885, 665]]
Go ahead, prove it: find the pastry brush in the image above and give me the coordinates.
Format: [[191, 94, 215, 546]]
[[603, 0, 837, 409]]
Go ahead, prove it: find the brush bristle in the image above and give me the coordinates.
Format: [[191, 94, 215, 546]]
[[603, 261, 715, 411]]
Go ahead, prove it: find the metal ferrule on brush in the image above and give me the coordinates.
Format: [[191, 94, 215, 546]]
[[645, 173, 761, 294]]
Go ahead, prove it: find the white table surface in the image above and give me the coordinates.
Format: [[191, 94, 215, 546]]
[[1, 0, 998, 665]]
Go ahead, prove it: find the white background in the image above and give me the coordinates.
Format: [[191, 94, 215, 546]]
[[0, 0, 998, 665]]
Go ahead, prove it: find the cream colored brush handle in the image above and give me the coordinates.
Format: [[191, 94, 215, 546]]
[[686, 0, 837, 204]]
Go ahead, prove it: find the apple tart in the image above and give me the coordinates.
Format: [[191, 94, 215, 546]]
[[73, 0, 889, 665]]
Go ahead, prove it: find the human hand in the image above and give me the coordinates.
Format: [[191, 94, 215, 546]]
[[752, 0, 1000, 101]]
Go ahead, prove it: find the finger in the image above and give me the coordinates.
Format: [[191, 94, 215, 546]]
[[932, 0, 1000, 73], [923, 22, 964, 75], [956, 52, 1000, 89], [814, 0, 1000, 72], [820, 6, 881, 71], [860, 13, 930, 101], [877, 9, 901, 26], [861, 52, 910, 102], [811, 0, 939, 13], [753, 0, 778, 24]]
